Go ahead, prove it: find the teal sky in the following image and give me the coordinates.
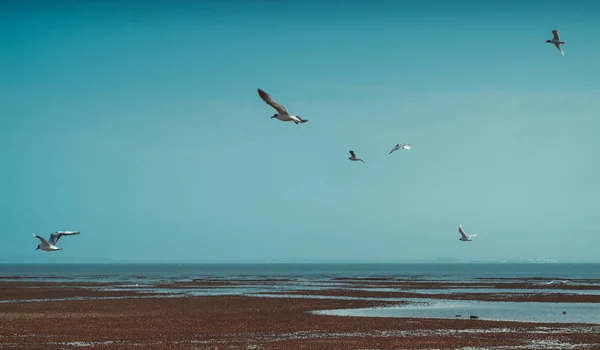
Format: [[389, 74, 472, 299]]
[[2, 0, 599, 263]]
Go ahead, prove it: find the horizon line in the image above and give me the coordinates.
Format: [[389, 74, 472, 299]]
[[2, 260, 600, 265]]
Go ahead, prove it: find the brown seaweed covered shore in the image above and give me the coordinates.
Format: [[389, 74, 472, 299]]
[[1, 281, 599, 349]]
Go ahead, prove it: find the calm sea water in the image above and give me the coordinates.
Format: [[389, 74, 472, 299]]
[[1, 263, 599, 282]]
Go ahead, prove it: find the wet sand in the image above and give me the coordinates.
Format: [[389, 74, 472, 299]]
[[331, 278, 600, 291], [1, 280, 599, 349], [262, 289, 600, 303], [0, 282, 156, 301]]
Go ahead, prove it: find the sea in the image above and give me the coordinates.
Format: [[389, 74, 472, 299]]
[[1, 263, 599, 282]]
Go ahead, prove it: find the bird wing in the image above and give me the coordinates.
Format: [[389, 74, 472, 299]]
[[554, 43, 564, 55], [257, 89, 288, 114], [552, 30, 560, 41], [458, 225, 468, 238], [388, 144, 400, 154], [50, 231, 80, 245], [33, 233, 51, 247], [469, 234, 478, 238], [349, 150, 356, 158]]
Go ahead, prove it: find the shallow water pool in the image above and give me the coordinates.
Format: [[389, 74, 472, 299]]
[[315, 299, 600, 324]]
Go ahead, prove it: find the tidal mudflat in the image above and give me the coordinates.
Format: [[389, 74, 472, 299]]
[[1, 276, 599, 349]]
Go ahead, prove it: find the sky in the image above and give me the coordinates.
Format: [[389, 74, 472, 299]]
[[1, 0, 600, 263]]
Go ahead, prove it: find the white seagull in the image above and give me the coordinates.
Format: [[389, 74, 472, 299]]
[[348, 150, 365, 163], [388, 143, 411, 155], [33, 231, 80, 251], [546, 30, 566, 56], [458, 225, 477, 242], [258, 89, 308, 125]]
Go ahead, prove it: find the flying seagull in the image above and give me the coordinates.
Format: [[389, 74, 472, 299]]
[[546, 30, 566, 56], [388, 143, 411, 155], [458, 225, 477, 242], [348, 150, 365, 163], [33, 231, 80, 251], [257, 89, 308, 125]]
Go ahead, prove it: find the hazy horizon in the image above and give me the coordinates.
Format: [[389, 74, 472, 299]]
[[2, 0, 600, 264], [1, 256, 598, 265]]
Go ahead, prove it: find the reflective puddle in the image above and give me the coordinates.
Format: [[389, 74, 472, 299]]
[[314, 299, 600, 324]]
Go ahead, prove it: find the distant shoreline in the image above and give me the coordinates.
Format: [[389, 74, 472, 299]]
[[2, 261, 600, 265]]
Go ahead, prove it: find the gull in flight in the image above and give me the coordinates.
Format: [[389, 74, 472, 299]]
[[546, 30, 566, 56], [33, 231, 80, 251], [348, 150, 365, 163], [258, 89, 308, 125], [388, 143, 411, 155], [458, 225, 477, 242]]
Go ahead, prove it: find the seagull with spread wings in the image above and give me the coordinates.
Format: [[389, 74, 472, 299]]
[[33, 231, 80, 251], [546, 30, 566, 56], [458, 225, 477, 242], [348, 150, 365, 163], [257, 89, 308, 125], [388, 143, 411, 155]]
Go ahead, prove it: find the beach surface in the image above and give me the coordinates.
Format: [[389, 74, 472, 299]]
[[1, 278, 600, 349]]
